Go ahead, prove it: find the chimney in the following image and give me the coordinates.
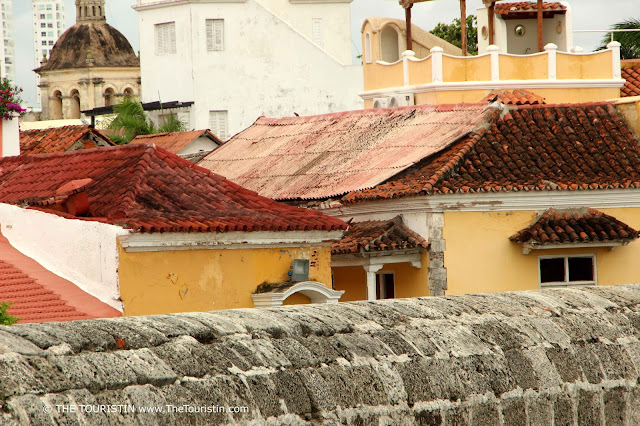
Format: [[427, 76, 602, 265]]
[[0, 117, 20, 157]]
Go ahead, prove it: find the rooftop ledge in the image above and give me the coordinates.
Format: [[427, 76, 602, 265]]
[[361, 42, 624, 101]]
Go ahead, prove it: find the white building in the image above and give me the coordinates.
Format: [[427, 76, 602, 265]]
[[133, 0, 363, 139], [32, 0, 65, 109], [0, 0, 16, 85]]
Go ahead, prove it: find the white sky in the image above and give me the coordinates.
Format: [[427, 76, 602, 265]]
[[12, 0, 640, 107]]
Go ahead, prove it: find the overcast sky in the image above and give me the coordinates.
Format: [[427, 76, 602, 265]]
[[12, 0, 639, 107]]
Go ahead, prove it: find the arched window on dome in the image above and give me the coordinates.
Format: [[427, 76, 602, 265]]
[[51, 90, 62, 120], [92, 6, 95, 17], [98, 6, 102, 18], [77, 6, 81, 18], [104, 87, 115, 107], [70, 89, 81, 119], [85, 6, 88, 18]]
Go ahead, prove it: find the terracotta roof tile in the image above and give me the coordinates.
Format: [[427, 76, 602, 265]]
[[201, 104, 492, 200], [130, 130, 222, 154], [332, 216, 428, 255], [509, 208, 639, 244], [20, 125, 114, 155], [345, 103, 640, 202], [621, 65, 640, 97], [494, 2, 567, 15], [0, 144, 347, 233], [481, 89, 546, 105], [0, 233, 120, 323]]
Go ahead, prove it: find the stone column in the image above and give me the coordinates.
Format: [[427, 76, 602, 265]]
[[428, 213, 447, 296], [363, 264, 383, 301]]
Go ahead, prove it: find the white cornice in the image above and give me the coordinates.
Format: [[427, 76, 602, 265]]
[[119, 230, 343, 252], [360, 79, 626, 100], [521, 241, 627, 255], [319, 188, 640, 219], [133, 0, 246, 11]]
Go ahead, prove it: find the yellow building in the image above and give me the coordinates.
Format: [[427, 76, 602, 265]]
[[0, 143, 347, 317], [201, 98, 640, 299], [360, 3, 625, 108]]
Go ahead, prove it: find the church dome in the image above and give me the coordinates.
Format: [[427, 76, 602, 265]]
[[36, 0, 138, 72]]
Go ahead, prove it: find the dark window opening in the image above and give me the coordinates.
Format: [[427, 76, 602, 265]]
[[376, 273, 395, 299], [568, 257, 594, 282], [540, 256, 595, 286], [540, 258, 565, 283]]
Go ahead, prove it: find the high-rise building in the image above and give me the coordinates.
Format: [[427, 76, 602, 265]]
[[32, 0, 65, 109], [0, 0, 16, 85]]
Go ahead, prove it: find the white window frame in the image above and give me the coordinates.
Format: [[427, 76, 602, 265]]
[[206, 19, 224, 52], [375, 271, 396, 300], [538, 254, 597, 288], [155, 22, 176, 56]]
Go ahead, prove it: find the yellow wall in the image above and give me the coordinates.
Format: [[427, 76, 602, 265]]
[[118, 244, 332, 316], [443, 209, 640, 295], [332, 252, 430, 301], [499, 54, 548, 80], [557, 51, 612, 79]]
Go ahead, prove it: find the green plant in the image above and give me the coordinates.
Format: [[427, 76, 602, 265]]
[[0, 302, 19, 325], [431, 15, 478, 55], [597, 18, 640, 59], [0, 79, 26, 120], [107, 97, 187, 144]]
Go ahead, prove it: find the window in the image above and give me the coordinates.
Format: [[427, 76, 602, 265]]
[[376, 273, 395, 299], [312, 18, 323, 48], [41, 32, 46, 37], [539, 255, 596, 288], [364, 32, 372, 63], [39, 14, 45, 19], [40, 23, 46, 28], [206, 19, 224, 52], [155, 22, 176, 55], [209, 110, 228, 140]]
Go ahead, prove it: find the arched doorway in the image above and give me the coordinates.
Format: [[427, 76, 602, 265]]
[[69, 89, 81, 119], [51, 90, 63, 119], [381, 25, 400, 62], [104, 88, 115, 107]]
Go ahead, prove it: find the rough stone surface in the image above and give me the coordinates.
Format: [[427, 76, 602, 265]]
[[1, 285, 640, 424]]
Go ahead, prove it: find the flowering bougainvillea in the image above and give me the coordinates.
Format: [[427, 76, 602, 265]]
[[0, 78, 26, 120]]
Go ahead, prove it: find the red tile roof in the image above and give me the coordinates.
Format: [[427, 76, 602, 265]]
[[0, 233, 120, 323], [345, 103, 640, 203], [510, 209, 639, 245], [494, 2, 566, 15], [0, 144, 347, 233], [130, 130, 222, 154], [621, 65, 640, 98], [20, 125, 114, 155], [332, 216, 428, 255], [481, 89, 546, 105], [200, 104, 492, 200]]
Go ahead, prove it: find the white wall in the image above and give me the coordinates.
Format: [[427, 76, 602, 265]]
[[135, 0, 363, 137], [0, 204, 129, 311], [177, 135, 219, 155]]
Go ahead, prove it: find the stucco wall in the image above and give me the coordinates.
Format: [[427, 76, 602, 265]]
[[135, 0, 362, 138], [2, 284, 640, 424], [444, 208, 640, 295], [117, 243, 333, 315], [0, 204, 128, 310]]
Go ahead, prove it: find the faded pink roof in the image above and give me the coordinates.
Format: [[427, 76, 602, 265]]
[[200, 104, 491, 200], [130, 130, 222, 154]]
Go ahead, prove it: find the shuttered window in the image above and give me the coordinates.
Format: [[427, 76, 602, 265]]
[[209, 110, 228, 140], [206, 19, 224, 52], [312, 18, 323, 48], [155, 22, 176, 55]]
